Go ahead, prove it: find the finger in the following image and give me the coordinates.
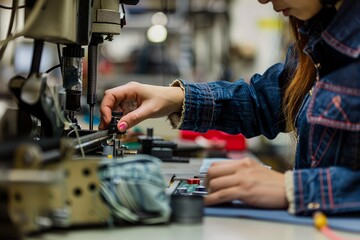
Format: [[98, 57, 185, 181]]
[[205, 161, 242, 187], [100, 91, 119, 126], [98, 118, 106, 130], [98, 110, 112, 130], [117, 121, 128, 132], [207, 161, 241, 177], [99, 83, 139, 125], [204, 186, 242, 206], [99, 105, 124, 130], [116, 103, 154, 132], [207, 174, 241, 193], [211, 159, 240, 166]]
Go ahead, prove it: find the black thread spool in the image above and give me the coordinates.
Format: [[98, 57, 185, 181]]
[[170, 195, 204, 224]]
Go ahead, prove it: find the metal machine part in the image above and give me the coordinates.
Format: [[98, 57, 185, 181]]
[[0, 126, 136, 239], [138, 128, 189, 163], [0, 101, 21, 140], [9, 74, 64, 138], [69, 129, 133, 157], [92, 0, 123, 36], [0, 139, 71, 240], [65, 111, 134, 157], [23, 0, 138, 131], [87, 34, 103, 130], [0, 141, 110, 239], [120, 0, 140, 5], [8, 37, 64, 138], [62, 45, 85, 123], [24, 0, 92, 45]]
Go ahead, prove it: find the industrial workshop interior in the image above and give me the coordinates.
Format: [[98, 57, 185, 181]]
[[0, 0, 359, 240]]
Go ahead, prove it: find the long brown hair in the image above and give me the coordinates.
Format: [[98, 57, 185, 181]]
[[283, 17, 316, 133]]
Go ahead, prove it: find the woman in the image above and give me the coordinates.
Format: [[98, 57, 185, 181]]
[[99, 0, 360, 215]]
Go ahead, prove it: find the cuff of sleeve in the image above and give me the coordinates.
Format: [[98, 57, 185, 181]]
[[167, 79, 185, 129], [284, 170, 295, 214]]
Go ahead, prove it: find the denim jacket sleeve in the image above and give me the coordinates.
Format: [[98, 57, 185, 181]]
[[290, 167, 360, 215], [176, 62, 291, 139]]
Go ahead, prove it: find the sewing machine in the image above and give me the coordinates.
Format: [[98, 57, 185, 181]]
[[0, 1, 147, 239]]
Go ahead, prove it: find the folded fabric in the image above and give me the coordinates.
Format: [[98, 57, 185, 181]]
[[98, 154, 171, 224]]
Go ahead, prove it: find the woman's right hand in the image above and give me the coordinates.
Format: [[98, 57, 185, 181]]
[[98, 82, 184, 132]]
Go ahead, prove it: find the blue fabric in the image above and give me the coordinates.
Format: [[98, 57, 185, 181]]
[[98, 155, 171, 224], [204, 207, 360, 233], [178, 0, 360, 215]]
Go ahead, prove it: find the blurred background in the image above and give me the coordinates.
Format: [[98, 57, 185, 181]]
[[0, 0, 293, 172]]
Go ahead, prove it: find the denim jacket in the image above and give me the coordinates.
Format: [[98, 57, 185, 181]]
[[173, 0, 360, 215]]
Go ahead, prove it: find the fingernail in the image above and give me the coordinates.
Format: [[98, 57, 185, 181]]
[[118, 122, 127, 132]]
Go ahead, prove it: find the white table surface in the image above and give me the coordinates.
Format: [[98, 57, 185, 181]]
[[25, 216, 359, 240]]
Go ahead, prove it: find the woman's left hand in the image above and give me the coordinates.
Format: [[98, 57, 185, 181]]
[[204, 158, 288, 209]]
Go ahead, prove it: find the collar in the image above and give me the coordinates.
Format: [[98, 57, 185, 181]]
[[298, 7, 336, 37], [321, 0, 360, 58], [298, 0, 360, 58]]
